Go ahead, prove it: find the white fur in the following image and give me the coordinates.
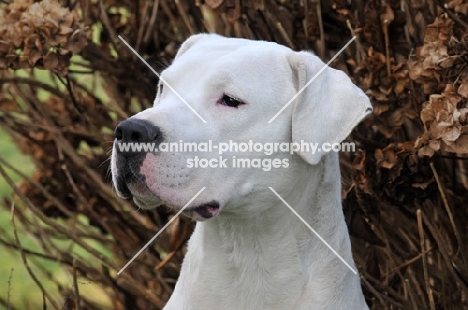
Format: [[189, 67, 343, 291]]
[[111, 34, 372, 310]]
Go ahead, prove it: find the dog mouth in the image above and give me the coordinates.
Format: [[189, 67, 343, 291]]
[[187, 201, 220, 219], [120, 181, 220, 218], [131, 195, 164, 209], [115, 164, 220, 217], [115, 174, 163, 209]]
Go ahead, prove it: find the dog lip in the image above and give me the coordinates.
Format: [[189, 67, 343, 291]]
[[188, 201, 220, 219], [116, 175, 133, 199]]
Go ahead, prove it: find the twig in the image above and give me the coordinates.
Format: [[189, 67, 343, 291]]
[[346, 19, 365, 63], [313, 0, 325, 59], [0, 77, 66, 98], [302, 0, 308, 49], [143, 0, 161, 44], [0, 157, 92, 229], [53, 133, 120, 204], [407, 266, 426, 308], [360, 270, 407, 305], [160, 0, 181, 41], [175, 0, 195, 35], [56, 145, 121, 235], [156, 250, 178, 270], [401, 1, 412, 48], [53, 137, 156, 230], [10, 202, 61, 310], [155, 224, 187, 270], [73, 258, 81, 310], [0, 164, 165, 306], [421, 211, 468, 290], [385, 246, 435, 276], [382, 18, 391, 77], [403, 274, 420, 310], [0, 237, 74, 264], [0, 165, 116, 269], [136, 0, 150, 52], [275, 21, 294, 50], [6, 268, 13, 309], [430, 162, 462, 254], [99, 0, 121, 56], [64, 74, 84, 114], [361, 276, 386, 306], [417, 209, 436, 310], [436, 0, 468, 30], [67, 69, 94, 74]]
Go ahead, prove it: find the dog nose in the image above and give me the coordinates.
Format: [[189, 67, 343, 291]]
[[114, 119, 161, 143]]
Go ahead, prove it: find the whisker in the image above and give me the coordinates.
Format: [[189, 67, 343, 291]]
[[98, 157, 112, 169]]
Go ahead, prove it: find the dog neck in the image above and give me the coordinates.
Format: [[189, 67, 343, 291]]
[[169, 153, 366, 310]]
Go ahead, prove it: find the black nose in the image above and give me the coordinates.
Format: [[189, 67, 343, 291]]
[[115, 119, 161, 143], [114, 119, 163, 157]]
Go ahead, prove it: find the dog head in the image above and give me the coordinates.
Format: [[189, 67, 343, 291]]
[[111, 34, 372, 220]]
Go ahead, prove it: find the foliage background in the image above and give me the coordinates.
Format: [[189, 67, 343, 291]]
[[1, 0, 468, 309]]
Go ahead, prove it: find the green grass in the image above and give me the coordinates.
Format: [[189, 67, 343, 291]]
[[0, 19, 115, 305], [0, 129, 44, 309], [0, 131, 112, 309], [0, 69, 113, 308], [0, 48, 115, 308]]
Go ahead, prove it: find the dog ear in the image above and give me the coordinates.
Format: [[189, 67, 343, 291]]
[[175, 33, 211, 59], [287, 51, 372, 165]]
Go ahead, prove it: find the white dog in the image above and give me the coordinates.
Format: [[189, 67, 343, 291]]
[[111, 34, 372, 310]]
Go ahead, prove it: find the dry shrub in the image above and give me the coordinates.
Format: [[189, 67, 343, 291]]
[[0, 0, 89, 74], [0, 0, 467, 309]]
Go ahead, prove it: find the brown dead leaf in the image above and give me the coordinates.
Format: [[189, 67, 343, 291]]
[[375, 147, 396, 169], [429, 139, 441, 151], [352, 149, 366, 171], [29, 48, 42, 65], [412, 180, 433, 190], [0, 0, 88, 72], [441, 125, 461, 141], [0, 97, 19, 112], [65, 29, 88, 53], [444, 135, 468, 154], [459, 110, 468, 124], [425, 27, 438, 42], [43, 52, 58, 70], [394, 79, 406, 96], [388, 110, 403, 127], [205, 0, 224, 9], [372, 103, 390, 115], [417, 144, 435, 157], [408, 58, 423, 81], [458, 83, 468, 98]]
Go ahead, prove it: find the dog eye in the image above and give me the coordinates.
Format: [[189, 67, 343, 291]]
[[221, 94, 243, 108]]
